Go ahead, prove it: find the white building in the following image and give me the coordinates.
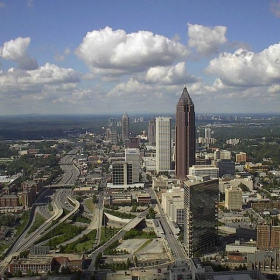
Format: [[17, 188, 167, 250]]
[[214, 149, 231, 160], [156, 116, 171, 173], [161, 187, 184, 226], [188, 165, 219, 179], [225, 185, 242, 210], [125, 148, 140, 183]]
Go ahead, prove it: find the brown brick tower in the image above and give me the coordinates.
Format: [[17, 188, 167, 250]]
[[175, 86, 196, 179]]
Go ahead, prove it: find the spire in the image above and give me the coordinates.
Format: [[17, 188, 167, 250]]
[[178, 86, 193, 106]]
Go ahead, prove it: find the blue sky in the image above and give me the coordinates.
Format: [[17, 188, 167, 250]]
[[1, 0, 280, 115]]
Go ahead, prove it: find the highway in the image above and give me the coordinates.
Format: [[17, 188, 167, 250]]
[[0, 149, 81, 277]]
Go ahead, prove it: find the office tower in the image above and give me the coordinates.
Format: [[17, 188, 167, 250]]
[[257, 224, 280, 250], [109, 118, 117, 144], [184, 177, 219, 257], [156, 117, 171, 173], [122, 112, 129, 142], [236, 152, 247, 163], [224, 185, 242, 210], [112, 162, 132, 185], [205, 127, 211, 140], [205, 127, 211, 148], [125, 148, 140, 183], [175, 86, 196, 179], [148, 119, 156, 143]]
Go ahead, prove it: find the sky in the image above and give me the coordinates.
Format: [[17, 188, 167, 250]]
[[1, 0, 280, 115]]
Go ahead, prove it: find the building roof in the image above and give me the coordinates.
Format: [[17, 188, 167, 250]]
[[177, 86, 194, 106]]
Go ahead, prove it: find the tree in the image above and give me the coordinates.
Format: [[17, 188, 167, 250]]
[[126, 257, 131, 267], [92, 194, 98, 204], [14, 270, 23, 277]]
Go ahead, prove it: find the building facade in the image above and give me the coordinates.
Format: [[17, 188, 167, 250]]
[[225, 185, 242, 210], [175, 86, 196, 179], [156, 116, 171, 173], [125, 148, 140, 183], [112, 162, 132, 185], [121, 112, 129, 142], [184, 178, 219, 257], [188, 165, 219, 179], [148, 118, 156, 144]]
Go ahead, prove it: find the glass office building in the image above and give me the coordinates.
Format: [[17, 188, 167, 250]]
[[184, 177, 219, 257]]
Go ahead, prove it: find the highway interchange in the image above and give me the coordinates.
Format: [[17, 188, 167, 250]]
[[1, 148, 188, 278]]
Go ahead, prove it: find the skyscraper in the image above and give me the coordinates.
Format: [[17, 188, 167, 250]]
[[148, 119, 156, 144], [184, 177, 219, 257], [156, 116, 171, 173], [122, 112, 129, 142], [125, 148, 140, 183], [175, 86, 196, 179], [108, 118, 117, 144]]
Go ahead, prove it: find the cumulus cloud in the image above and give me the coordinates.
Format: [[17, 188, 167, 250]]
[[270, 1, 280, 17], [0, 63, 79, 98], [206, 43, 280, 86], [76, 26, 189, 76], [187, 23, 228, 57], [145, 62, 197, 85], [0, 37, 38, 70]]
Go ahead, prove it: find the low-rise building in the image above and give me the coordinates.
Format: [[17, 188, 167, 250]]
[[0, 194, 19, 207], [136, 193, 151, 204], [9, 256, 54, 275]]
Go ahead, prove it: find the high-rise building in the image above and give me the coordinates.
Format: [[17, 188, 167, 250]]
[[148, 119, 156, 143], [122, 112, 129, 142], [235, 152, 247, 163], [257, 224, 280, 250], [205, 127, 212, 148], [224, 185, 242, 210], [108, 118, 117, 144], [156, 117, 171, 173], [184, 177, 219, 257], [125, 148, 140, 183], [175, 86, 196, 179], [112, 162, 132, 185]]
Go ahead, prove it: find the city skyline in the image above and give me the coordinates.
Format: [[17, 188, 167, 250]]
[[1, 1, 280, 115]]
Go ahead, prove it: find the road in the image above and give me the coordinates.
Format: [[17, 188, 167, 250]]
[[148, 188, 187, 264], [0, 149, 81, 277]]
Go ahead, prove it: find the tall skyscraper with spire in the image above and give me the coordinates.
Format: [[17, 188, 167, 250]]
[[175, 86, 196, 179], [122, 112, 129, 142]]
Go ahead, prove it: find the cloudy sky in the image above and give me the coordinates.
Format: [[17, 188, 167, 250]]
[[1, 0, 280, 115]]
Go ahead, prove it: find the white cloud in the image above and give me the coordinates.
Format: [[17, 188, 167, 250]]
[[270, 1, 280, 17], [145, 62, 197, 85], [0, 37, 38, 70], [76, 26, 189, 76], [268, 84, 280, 93], [0, 63, 79, 98], [187, 23, 228, 57], [206, 43, 280, 86]]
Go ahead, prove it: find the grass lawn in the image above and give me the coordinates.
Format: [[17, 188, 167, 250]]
[[100, 226, 121, 244], [27, 213, 46, 235], [15, 210, 31, 238], [62, 229, 97, 253], [85, 198, 95, 212]]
